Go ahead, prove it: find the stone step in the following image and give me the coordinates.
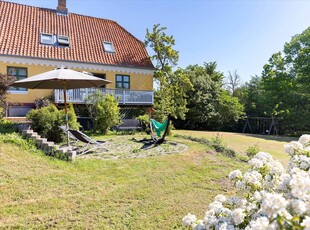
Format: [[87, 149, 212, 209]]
[[36, 138, 48, 149]]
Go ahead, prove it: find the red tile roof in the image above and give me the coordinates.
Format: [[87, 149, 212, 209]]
[[0, 1, 154, 69]]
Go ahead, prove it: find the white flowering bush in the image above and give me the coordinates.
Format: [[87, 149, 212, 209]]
[[182, 135, 310, 230]]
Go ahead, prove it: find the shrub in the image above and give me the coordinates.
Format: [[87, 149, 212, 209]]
[[85, 91, 121, 134], [210, 133, 226, 152], [0, 133, 38, 152], [26, 104, 80, 143], [137, 114, 150, 133], [0, 73, 16, 118], [246, 143, 260, 159], [182, 135, 310, 229], [0, 119, 16, 134]]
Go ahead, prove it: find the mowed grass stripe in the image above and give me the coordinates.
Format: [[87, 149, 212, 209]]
[[174, 130, 296, 164]]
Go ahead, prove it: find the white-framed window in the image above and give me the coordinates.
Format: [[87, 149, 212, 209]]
[[7, 67, 28, 92], [58, 35, 70, 47], [40, 33, 54, 45], [103, 42, 115, 53]]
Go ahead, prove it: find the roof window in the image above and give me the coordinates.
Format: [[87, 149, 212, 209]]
[[58, 35, 70, 47], [103, 42, 115, 53], [40, 33, 54, 45]]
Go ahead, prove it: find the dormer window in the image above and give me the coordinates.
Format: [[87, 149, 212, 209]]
[[58, 35, 70, 47], [103, 42, 115, 53], [40, 33, 54, 45]]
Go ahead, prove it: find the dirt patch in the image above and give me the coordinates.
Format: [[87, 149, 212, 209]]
[[78, 135, 188, 160]]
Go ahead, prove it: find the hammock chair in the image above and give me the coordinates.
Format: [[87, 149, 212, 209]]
[[149, 115, 171, 144]]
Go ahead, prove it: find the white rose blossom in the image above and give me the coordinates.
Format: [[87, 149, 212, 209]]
[[182, 135, 310, 229], [299, 134, 310, 146], [229, 170, 242, 180], [231, 208, 245, 225], [284, 141, 303, 155], [292, 199, 307, 215], [301, 216, 310, 230], [215, 194, 227, 203], [245, 216, 269, 230], [182, 213, 197, 227]]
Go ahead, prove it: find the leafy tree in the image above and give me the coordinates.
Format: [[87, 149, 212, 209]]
[[235, 75, 267, 117], [0, 74, 16, 118], [217, 90, 245, 129], [145, 24, 192, 121], [85, 91, 121, 134], [184, 62, 222, 129], [180, 62, 244, 130], [240, 27, 310, 135]]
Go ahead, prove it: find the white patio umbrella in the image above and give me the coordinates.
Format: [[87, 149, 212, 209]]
[[11, 67, 111, 145]]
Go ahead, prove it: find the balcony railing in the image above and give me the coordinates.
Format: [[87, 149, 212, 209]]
[[54, 88, 154, 105]]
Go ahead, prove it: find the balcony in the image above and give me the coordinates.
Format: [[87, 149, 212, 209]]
[[54, 88, 154, 105]]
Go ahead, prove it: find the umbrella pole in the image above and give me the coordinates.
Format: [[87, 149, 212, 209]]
[[63, 81, 70, 146]]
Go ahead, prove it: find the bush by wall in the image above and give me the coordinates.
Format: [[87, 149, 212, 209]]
[[85, 91, 121, 134], [26, 104, 80, 143]]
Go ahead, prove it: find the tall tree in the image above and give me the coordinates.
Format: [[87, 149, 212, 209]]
[[145, 24, 192, 120], [257, 27, 310, 134], [180, 62, 244, 130], [226, 70, 241, 96]]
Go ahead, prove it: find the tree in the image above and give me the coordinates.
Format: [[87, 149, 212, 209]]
[[236, 75, 267, 117], [0, 74, 16, 118], [179, 62, 244, 130], [217, 90, 245, 129], [145, 24, 192, 121], [254, 26, 310, 134], [225, 70, 241, 96], [85, 91, 121, 134]]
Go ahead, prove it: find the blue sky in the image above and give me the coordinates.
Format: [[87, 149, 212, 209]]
[[7, 0, 310, 83]]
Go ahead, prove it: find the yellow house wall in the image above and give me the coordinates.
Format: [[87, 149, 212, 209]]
[[0, 61, 153, 105]]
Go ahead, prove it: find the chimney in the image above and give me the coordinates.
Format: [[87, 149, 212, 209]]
[[57, 0, 68, 14]]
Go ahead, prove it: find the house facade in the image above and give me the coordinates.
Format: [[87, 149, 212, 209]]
[[0, 0, 154, 117]]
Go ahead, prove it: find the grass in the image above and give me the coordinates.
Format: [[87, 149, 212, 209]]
[[0, 128, 295, 228], [0, 133, 247, 229], [173, 130, 296, 164]]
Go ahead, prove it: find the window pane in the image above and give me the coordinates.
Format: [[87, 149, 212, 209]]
[[123, 76, 129, 82], [8, 68, 16, 76], [41, 34, 53, 44], [17, 76, 26, 81], [116, 82, 123, 88], [103, 42, 115, 52], [116, 75, 122, 82], [7, 67, 28, 91], [123, 83, 129, 89], [18, 69, 27, 76]]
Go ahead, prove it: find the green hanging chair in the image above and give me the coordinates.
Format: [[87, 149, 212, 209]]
[[149, 115, 171, 144]]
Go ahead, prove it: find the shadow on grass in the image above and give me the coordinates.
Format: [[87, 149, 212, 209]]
[[132, 137, 180, 151], [131, 137, 158, 150], [242, 133, 297, 143]]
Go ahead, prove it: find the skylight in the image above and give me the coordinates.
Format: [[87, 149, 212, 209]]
[[103, 42, 115, 53], [58, 35, 70, 47], [40, 33, 54, 45]]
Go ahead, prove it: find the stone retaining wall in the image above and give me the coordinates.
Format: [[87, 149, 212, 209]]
[[18, 125, 76, 161]]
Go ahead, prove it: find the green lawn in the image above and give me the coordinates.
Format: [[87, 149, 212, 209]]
[[0, 129, 295, 228], [0, 133, 246, 229], [173, 130, 296, 164]]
